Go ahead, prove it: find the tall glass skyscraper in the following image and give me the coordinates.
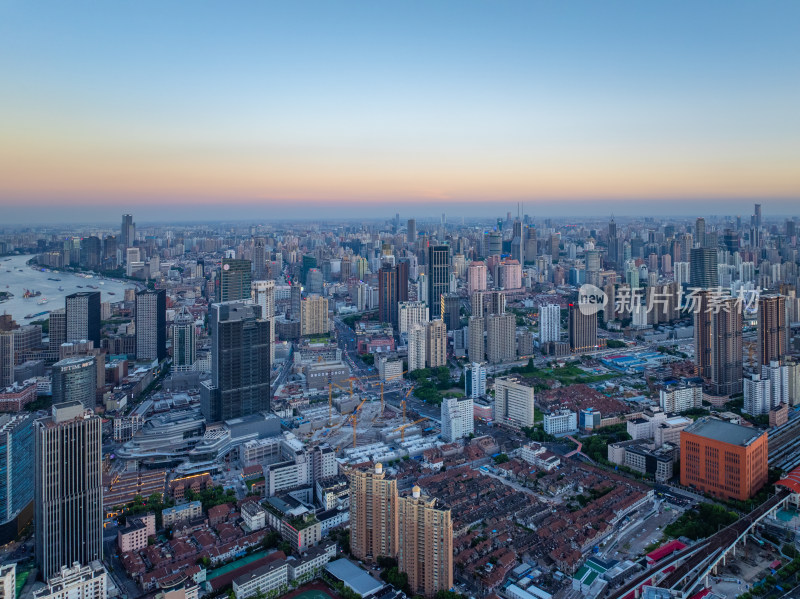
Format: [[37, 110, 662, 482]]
[[51, 356, 97, 410], [201, 302, 271, 422], [427, 245, 450, 320], [135, 288, 167, 361], [0, 413, 34, 544], [220, 259, 252, 302], [172, 306, 196, 371]]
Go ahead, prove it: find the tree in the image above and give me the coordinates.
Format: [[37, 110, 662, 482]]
[[493, 453, 510, 464]]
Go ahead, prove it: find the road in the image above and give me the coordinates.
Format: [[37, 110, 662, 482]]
[[103, 527, 142, 599]]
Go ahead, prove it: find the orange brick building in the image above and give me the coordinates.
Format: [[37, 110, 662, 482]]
[[680, 417, 768, 501]]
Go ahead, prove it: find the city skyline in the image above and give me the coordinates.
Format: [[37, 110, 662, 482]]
[[1, 0, 799, 222]]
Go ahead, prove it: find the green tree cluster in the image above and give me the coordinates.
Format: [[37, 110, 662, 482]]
[[663, 503, 738, 541]]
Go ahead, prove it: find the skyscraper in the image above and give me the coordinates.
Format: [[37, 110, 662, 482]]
[[524, 226, 537, 263], [300, 295, 329, 336], [539, 304, 560, 344], [253, 237, 267, 280], [251, 280, 275, 318], [568, 304, 597, 353], [441, 396, 473, 442], [0, 332, 12, 388], [120, 214, 135, 249], [428, 245, 450, 319], [467, 261, 487, 294], [348, 465, 452, 597], [407, 218, 416, 243], [51, 356, 97, 410], [135, 289, 166, 362], [426, 319, 447, 368], [48, 309, 66, 352], [348, 464, 398, 561], [470, 290, 485, 318], [65, 292, 101, 347], [494, 376, 536, 428], [443, 294, 461, 331], [689, 248, 718, 289], [378, 264, 399, 327], [468, 317, 485, 363], [408, 324, 427, 373], [465, 362, 486, 398], [709, 297, 743, 396], [758, 295, 787, 367], [35, 402, 103, 581], [693, 291, 712, 379], [398, 301, 428, 335], [510, 219, 523, 262], [220, 258, 252, 302], [486, 313, 515, 363], [0, 413, 34, 545], [397, 487, 453, 597], [607, 219, 618, 265], [695, 217, 706, 248], [486, 290, 505, 316], [172, 306, 196, 371], [201, 302, 271, 423]]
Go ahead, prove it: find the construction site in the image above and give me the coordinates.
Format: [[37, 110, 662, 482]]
[[290, 373, 444, 465]]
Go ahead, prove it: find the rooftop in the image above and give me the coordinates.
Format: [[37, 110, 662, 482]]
[[325, 559, 384, 597], [684, 417, 764, 447]]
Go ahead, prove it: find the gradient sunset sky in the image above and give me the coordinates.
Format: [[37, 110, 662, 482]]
[[1, 0, 799, 222]]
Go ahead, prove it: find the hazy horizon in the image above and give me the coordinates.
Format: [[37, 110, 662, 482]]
[[0, 197, 796, 227]]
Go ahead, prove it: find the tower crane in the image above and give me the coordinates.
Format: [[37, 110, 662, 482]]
[[392, 417, 428, 442]]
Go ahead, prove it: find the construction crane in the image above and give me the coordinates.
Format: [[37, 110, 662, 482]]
[[328, 378, 357, 424], [399, 385, 414, 425], [392, 417, 428, 443]]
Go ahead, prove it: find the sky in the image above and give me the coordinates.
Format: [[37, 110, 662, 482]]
[[1, 0, 799, 223]]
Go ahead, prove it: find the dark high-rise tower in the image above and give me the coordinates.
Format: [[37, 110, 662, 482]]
[[754, 203, 762, 229], [220, 258, 252, 302], [709, 297, 743, 396], [120, 213, 135, 249], [378, 265, 399, 327], [694, 291, 712, 379], [407, 219, 416, 243], [524, 226, 537, 263], [396, 259, 409, 304], [689, 248, 718, 289], [65, 292, 101, 347], [35, 402, 103, 581], [201, 302, 271, 423], [695, 217, 706, 248], [510, 219, 523, 262], [379, 262, 410, 328], [253, 237, 267, 280], [568, 304, 597, 353], [757, 295, 787, 367], [428, 245, 450, 319], [607, 218, 618, 265], [135, 288, 167, 361]]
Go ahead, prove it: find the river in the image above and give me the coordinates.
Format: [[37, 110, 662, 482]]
[[0, 255, 136, 323]]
